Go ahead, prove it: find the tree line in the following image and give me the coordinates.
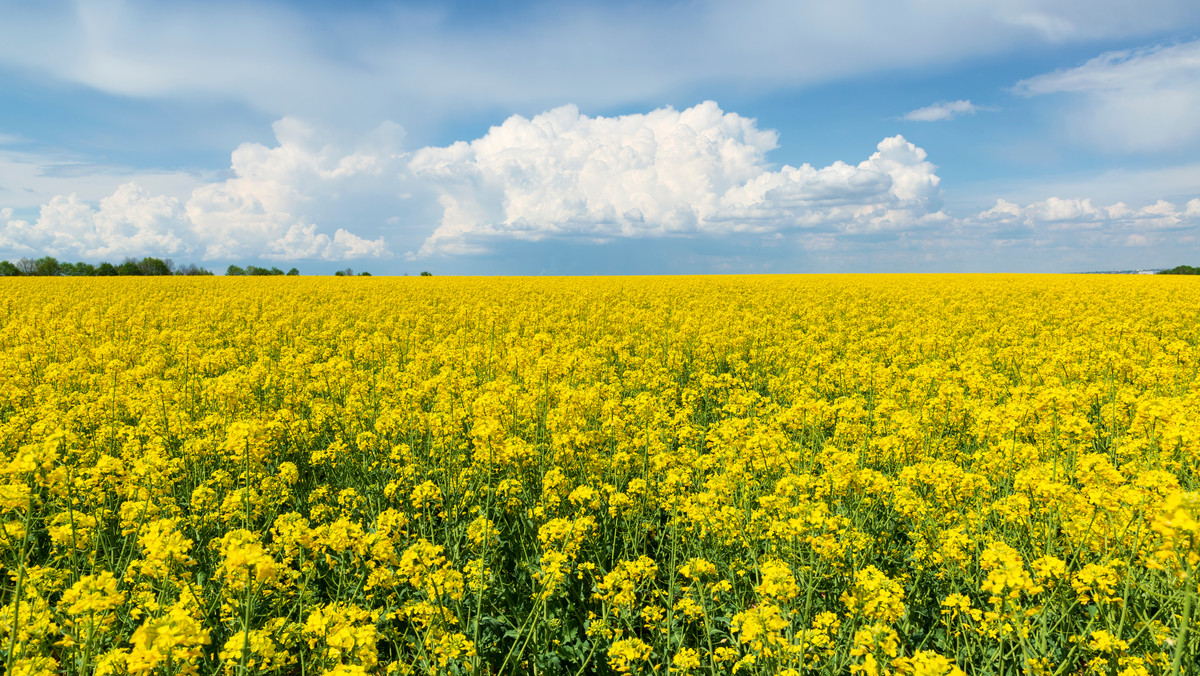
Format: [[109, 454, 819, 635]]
[[1157, 265, 1200, 275], [226, 265, 299, 276], [0, 255, 421, 277], [0, 256, 213, 277]]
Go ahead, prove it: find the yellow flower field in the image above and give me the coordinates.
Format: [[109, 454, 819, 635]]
[[1, 275, 1198, 676]]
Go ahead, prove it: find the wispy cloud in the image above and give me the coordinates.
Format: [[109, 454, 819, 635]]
[[1, 1, 1197, 129], [0, 146, 205, 210], [902, 100, 986, 122], [1014, 39, 1200, 152]]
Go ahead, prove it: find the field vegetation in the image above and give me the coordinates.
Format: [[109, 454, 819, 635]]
[[0, 275, 1198, 676]]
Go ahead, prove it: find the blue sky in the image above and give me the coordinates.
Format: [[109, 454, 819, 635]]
[[2, 0, 1199, 274]]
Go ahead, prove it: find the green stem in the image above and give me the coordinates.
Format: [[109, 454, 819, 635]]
[[1172, 564, 1194, 676], [4, 495, 37, 673]]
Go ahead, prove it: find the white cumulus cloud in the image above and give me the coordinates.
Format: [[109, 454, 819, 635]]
[[409, 102, 946, 257], [0, 184, 189, 259], [184, 117, 397, 261], [0, 118, 395, 262], [1014, 40, 1200, 152], [5, 100, 1200, 272], [968, 195, 1200, 250], [903, 100, 984, 122]]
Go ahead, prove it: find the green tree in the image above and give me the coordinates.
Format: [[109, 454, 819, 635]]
[[226, 265, 245, 276], [286, 268, 300, 276], [241, 265, 286, 276], [0, 260, 20, 276], [138, 257, 173, 276], [420, 271, 433, 276], [116, 259, 143, 276], [174, 263, 213, 276], [61, 262, 97, 276], [1158, 265, 1199, 275], [32, 256, 62, 276], [96, 262, 118, 276]]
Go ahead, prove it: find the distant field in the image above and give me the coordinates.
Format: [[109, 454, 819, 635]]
[[1, 275, 1198, 675]]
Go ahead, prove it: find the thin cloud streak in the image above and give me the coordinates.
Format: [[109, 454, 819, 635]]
[[1, 1, 1198, 130], [903, 100, 986, 122], [1014, 39, 1200, 152]]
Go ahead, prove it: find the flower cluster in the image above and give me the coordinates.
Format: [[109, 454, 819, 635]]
[[0, 274, 1198, 674]]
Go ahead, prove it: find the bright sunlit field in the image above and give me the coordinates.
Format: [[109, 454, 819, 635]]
[[1, 275, 1199, 676]]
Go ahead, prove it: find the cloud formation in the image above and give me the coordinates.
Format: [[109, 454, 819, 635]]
[[409, 102, 945, 256], [0, 145, 205, 211], [965, 196, 1200, 255], [0, 118, 393, 262], [1, 1, 1197, 126], [3, 101, 1199, 271], [184, 117, 398, 261], [903, 100, 984, 122], [1014, 39, 1200, 152], [975, 196, 1197, 230]]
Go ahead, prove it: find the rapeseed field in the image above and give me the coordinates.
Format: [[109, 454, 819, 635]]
[[1, 275, 1198, 676]]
